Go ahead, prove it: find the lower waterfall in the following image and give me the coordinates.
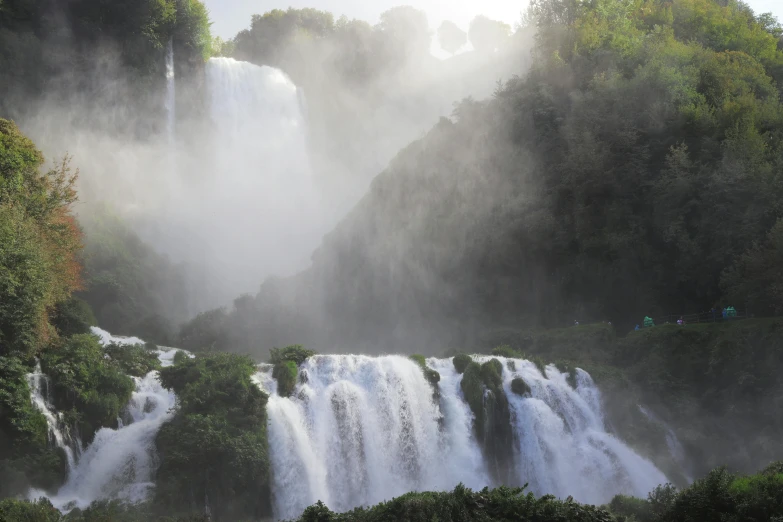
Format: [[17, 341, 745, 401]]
[[28, 335, 672, 517], [256, 355, 669, 520], [28, 328, 181, 511]]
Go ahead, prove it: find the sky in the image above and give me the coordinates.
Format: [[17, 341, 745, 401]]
[[204, 0, 783, 39]]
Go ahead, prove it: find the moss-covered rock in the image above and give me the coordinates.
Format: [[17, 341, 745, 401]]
[[273, 360, 298, 398], [452, 353, 472, 374], [409, 355, 441, 386], [511, 377, 531, 396], [480, 359, 503, 389]]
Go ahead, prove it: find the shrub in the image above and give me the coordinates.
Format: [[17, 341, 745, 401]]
[[269, 345, 315, 365], [0, 498, 61, 522], [155, 352, 271, 520], [273, 360, 298, 397], [452, 353, 472, 374], [104, 343, 161, 377], [608, 494, 653, 522], [50, 297, 96, 338], [40, 334, 134, 442], [491, 344, 519, 358]]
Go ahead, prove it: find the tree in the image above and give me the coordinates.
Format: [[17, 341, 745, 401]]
[[438, 20, 467, 54], [468, 15, 511, 53], [0, 119, 82, 357], [376, 6, 431, 62]]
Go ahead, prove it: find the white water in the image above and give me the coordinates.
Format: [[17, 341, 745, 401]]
[[261, 355, 670, 519], [165, 38, 175, 144], [171, 57, 325, 302], [27, 362, 79, 471], [638, 404, 693, 483], [29, 328, 184, 511]]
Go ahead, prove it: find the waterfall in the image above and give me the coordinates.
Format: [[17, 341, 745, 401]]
[[28, 328, 184, 511], [176, 57, 324, 302], [259, 355, 670, 519], [27, 362, 79, 471], [165, 38, 175, 145], [638, 404, 693, 482]]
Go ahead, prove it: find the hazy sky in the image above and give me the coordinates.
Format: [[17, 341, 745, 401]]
[[204, 0, 783, 38]]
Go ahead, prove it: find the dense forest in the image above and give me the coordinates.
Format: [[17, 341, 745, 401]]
[[2, 0, 783, 520]]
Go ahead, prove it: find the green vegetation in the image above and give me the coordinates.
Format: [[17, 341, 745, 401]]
[[273, 360, 299, 398], [0, 0, 212, 128], [0, 119, 82, 358], [79, 206, 190, 346], [155, 353, 271, 520], [298, 483, 615, 522], [270, 345, 316, 365], [268, 344, 317, 397], [50, 298, 97, 338], [510, 377, 531, 396], [40, 334, 135, 443], [452, 354, 472, 374], [459, 359, 514, 483], [0, 357, 65, 498], [104, 343, 162, 378], [409, 354, 441, 386]]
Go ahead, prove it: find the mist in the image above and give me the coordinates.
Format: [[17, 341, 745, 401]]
[[12, 7, 532, 323]]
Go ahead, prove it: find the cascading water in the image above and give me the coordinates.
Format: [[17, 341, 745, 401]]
[[165, 57, 326, 304], [638, 404, 693, 482], [259, 355, 670, 519], [165, 38, 175, 145], [29, 328, 185, 511], [27, 363, 79, 471]]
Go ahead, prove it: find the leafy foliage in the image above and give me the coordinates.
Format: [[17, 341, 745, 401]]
[[104, 343, 161, 378], [155, 353, 271, 520], [0, 357, 65, 497], [270, 345, 316, 366], [40, 334, 134, 443], [297, 483, 616, 522], [0, 120, 82, 358], [79, 206, 189, 346], [452, 354, 473, 374], [273, 360, 299, 398]]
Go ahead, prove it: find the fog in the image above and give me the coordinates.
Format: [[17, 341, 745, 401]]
[[14, 7, 532, 321]]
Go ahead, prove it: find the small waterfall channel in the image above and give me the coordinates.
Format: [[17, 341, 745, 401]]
[[27, 328, 184, 511]]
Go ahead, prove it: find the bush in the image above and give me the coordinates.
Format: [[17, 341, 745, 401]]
[[50, 297, 97, 338], [273, 360, 298, 397], [452, 353, 472, 374], [155, 352, 271, 520], [491, 344, 519, 358], [104, 343, 162, 377], [608, 494, 653, 522], [269, 345, 316, 365], [40, 334, 134, 442], [0, 498, 61, 522], [296, 483, 616, 521]]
